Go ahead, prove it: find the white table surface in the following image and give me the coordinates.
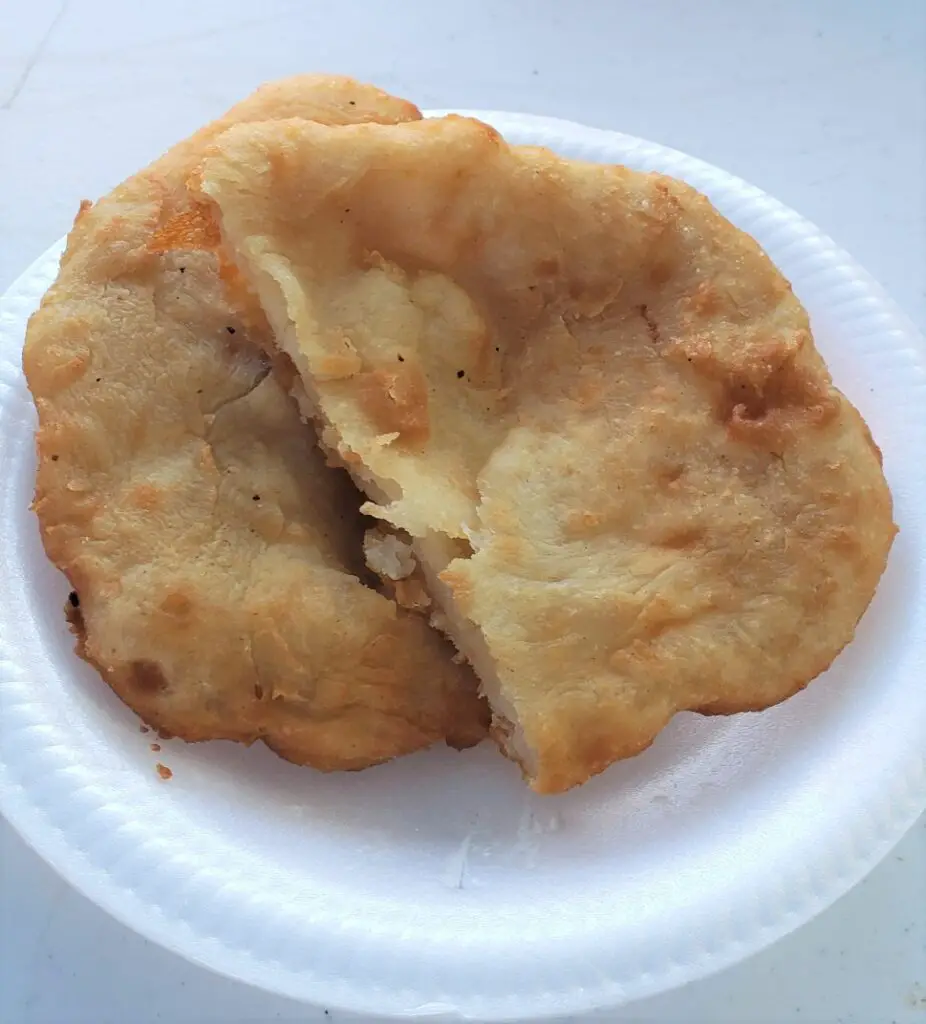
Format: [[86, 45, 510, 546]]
[[1, 1, 924, 1021]]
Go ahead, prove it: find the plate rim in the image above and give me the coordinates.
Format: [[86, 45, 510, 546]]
[[1, 109, 924, 1022]]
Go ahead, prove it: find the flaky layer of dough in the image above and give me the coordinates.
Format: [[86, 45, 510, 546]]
[[23, 79, 487, 771], [201, 113, 896, 793]]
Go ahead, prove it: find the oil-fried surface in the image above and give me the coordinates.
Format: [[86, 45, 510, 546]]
[[201, 113, 895, 792], [23, 79, 487, 771]]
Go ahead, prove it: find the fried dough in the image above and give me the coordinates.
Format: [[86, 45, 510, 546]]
[[200, 113, 895, 793], [23, 79, 488, 771]]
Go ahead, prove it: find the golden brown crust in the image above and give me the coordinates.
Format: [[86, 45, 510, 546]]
[[23, 77, 487, 771], [200, 113, 895, 793]]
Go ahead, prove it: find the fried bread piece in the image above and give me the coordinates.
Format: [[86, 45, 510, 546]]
[[23, 79, 487, 771], [200, 114, 895, 792]]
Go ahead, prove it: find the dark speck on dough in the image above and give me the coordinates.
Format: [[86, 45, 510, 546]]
[[226, 326, 236, 334], [456, 370, 465, 379], [130, 659, 168, 694], [638, 303, 660, 345], [252, 494, 261, 501], [68, 591, 80, 607]]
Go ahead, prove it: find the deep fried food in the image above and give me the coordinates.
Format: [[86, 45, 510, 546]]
[[23, 80, 487, 771], [200, 113, 895, 792]]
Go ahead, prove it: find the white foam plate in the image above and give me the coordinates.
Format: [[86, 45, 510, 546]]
[[1, 111, 925, 1022]]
